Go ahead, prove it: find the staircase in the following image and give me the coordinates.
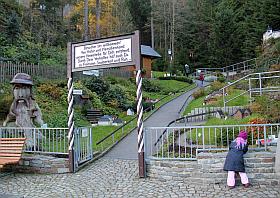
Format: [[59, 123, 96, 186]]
[[146, 150, 279, 185], [86, 109, 103, 124]]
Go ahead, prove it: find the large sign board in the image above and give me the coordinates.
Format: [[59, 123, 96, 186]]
[[70, 32, 140, 72]]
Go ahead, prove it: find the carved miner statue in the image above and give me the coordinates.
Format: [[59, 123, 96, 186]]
[[3, 73, 44, 148]]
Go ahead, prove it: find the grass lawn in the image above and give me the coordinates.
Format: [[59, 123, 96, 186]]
[[152, 71, 166, 78], [183, 89, 250, 115], [185, 114, 265, 146]]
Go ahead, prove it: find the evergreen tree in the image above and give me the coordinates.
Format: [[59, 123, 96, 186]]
[[5, 11, 21, 44]]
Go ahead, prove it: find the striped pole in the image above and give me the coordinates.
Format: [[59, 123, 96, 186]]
[[136, 70, 145, 177], [67, 77, 75, 172]]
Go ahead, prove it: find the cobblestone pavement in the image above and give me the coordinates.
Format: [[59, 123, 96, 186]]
[[1, 159, 280, 198]]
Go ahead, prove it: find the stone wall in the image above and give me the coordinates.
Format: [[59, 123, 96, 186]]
[[146, 151, 279, 185], [5, 154, 70, 174]]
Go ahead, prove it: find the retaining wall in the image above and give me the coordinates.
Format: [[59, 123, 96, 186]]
[[146, 151, 280, 185], [4, 154, 70, 174]]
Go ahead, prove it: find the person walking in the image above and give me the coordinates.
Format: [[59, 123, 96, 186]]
[[199, 72, 204, 85], [223, 130, 250, 189]]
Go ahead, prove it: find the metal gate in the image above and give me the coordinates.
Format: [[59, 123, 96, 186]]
[[73, 127, 93, 172]]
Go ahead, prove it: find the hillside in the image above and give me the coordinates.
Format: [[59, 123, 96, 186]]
[[0, 75, 193, 127]]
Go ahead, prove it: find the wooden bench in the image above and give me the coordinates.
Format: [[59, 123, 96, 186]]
[[0, 138, 26, 168]]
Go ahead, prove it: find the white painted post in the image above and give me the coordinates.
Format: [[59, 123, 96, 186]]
[[259, 73, 262, 95]]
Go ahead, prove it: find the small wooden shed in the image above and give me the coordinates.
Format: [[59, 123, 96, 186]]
[[124, 45, 161, 78]]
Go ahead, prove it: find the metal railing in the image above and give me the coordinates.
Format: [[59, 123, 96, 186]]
[[0, 127, 68, 155], [195, 57, 280, 79], [196, 58, 257, 74], [144, 123, 280, 160], [220, 70, 280, 108], [74, 127, 93, 170]]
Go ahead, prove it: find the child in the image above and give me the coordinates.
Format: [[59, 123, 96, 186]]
[[223, 130, 250, 189]]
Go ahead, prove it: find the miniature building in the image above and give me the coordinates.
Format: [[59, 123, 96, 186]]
[[123, 45, 161, 78], [112, 118, 123, 126], [215, 110, 225, 119], [232, 108, 252, 119], [98, 115, 113, 126], [127, 108, 134, 116], [263, 26, 280, 43]]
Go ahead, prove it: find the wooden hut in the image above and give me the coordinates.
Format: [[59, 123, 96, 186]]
[[124, 45, 161, 78]]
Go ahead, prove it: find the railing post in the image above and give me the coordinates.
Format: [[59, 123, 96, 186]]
[[259, 73, 262, 95], [249, 78, 252, 104], [223, 88, 226, 109], [202, 127, 205, 149], [264, 126, 267, 151]]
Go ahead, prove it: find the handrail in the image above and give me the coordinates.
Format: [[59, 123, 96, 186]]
[[220, 70, 280, 91], [148, 123, 280, 130], [154, 110, 218, 146], [196, 58, 257, 72], [96, 83, 195, 145]]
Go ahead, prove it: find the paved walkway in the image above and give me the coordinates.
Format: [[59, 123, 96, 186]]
[[1, 81, 279, 197], [1, 159, 280, 197], [104, 84, 200, 160]]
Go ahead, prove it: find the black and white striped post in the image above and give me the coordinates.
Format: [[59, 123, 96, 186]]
[[136, 69, 145, 177], [67, 42, 75, 173]]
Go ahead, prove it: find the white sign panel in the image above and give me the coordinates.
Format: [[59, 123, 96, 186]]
[[73, 89, 83, 95], [82, 70, 100, 76], [74, 38, 132, 70], [81, 128, 88, 137]]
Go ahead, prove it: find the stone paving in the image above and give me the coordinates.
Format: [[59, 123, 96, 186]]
[[1, 158, 280, 198]]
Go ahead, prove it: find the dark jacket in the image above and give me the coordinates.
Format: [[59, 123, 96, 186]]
[[223, 140, 248, 172]]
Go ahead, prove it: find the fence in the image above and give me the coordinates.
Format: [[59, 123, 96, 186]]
[[184, 106, 242, 122], [0, 61, 66, 82], [0, 127, 68, 155], [221, 70, 280, 108], [144, 123, 280, 160], [0, 61, 135, 83], [73, 127, 93, 171]]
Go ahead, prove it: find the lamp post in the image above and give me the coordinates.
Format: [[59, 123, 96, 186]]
[[168, 49, 172, 75]]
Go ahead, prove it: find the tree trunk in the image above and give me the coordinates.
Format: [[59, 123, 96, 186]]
[[84, 0, 89, 40], [151, 0, 154, 49], [96, 0, 101, 38]]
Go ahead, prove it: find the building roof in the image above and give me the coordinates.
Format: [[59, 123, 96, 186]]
[[141, 45, 161, 58]]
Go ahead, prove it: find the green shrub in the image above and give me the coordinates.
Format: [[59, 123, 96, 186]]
[[192, 88, 205, 99], [142, 79, 160, 92], [83, 77, 110, 96], [37, 83, 62, 100], [158, 76, 193, 84], [210, 81, 226, 92]]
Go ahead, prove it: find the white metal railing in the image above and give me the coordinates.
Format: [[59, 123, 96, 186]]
[[220, 70, 280, 108], [144, 123, 280, 160], [0, 127, 68, 155], [196, 58, 257, 75]]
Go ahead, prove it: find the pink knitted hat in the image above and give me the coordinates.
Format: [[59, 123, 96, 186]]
[[238, 130, 248, 140]]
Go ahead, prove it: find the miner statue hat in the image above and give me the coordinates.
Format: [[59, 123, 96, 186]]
[[10, 73, 34, 86]]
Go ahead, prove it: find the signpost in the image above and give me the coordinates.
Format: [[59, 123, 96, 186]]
[[67, 31, 145, 177]]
